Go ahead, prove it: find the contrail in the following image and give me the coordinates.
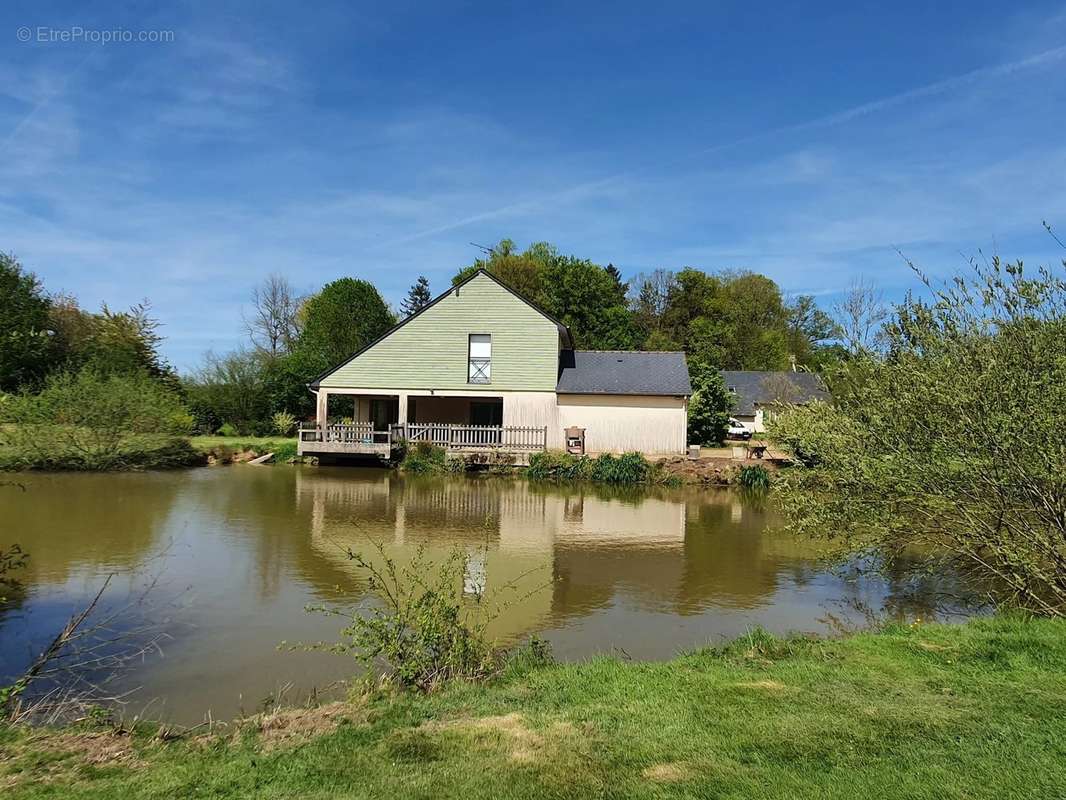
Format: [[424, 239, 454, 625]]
[[0, 48, 99, 152], [374, 43, 1066, 249]]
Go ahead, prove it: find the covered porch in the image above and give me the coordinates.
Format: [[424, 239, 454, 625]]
[[297, 389, 548, 458]]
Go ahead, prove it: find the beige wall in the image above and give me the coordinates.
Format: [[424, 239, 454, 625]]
[[556, 394, 687, 455]]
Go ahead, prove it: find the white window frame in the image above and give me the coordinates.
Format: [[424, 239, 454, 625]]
[[468, 334, 491, 384]]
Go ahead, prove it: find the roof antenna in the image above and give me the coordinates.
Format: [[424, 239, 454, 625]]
[[469, 242, 497, 256]]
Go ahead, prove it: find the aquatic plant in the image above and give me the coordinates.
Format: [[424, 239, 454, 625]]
[[736, 465, 772, 490]]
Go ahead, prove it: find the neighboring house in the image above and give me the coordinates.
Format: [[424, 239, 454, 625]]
[[300, 270, 691, 459], [721, 370, 830, 434]]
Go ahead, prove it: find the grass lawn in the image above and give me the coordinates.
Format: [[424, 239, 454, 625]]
[[2, 615, 1065, 799], [188, 435, 297, 453]]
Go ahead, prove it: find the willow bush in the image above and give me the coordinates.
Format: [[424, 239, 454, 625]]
[[770, 256, 1066, 615], [0, 367, 198, 470]]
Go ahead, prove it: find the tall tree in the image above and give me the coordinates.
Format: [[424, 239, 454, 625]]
[[604, 263, 627, 304], [401, 276, 432, 317], [629, 269, 677, 347], [454, 240, 638, 349], [246, 274, 301, 357], [297, 278, 395, 370], [82, 301, 175, 384], [686, 359, 732, 446], [0, 253, 57, 391], [541, 256, 639, 349], [786, 294, 837, 367], [452, 239, 553, 300], [833, 277, 888, 355]]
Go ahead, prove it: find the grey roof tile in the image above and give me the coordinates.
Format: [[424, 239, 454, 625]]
[[556, 350, 691, 395], [720, 370, 830, 415]]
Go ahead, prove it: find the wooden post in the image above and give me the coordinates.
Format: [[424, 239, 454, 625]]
[[316, 390, 328, 429]]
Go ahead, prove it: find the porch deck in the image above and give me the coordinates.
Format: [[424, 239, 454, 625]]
[[297, 422, 548, 458]]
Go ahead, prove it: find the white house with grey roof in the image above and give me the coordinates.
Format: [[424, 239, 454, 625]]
[[721, 370, 830, 434], [299, 270, 692, 460]]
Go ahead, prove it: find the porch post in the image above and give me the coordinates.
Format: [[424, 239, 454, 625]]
[[397, 393, 408, 427], [316, 390, 328, 428]]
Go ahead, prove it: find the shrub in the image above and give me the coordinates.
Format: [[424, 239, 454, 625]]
[[590, 452, 649, 483], [527, 450, 655, 484], [307, 544, 501, 691], [0, 367, 198, 470], [217, 422, 239, 438], [271, 440, 298, 463], [526, 450, 591, 481], [401, 442, 448, 474], [736, 464, 771, 490], [770, 255, 1066, 616], [271, 410, 297, 436]]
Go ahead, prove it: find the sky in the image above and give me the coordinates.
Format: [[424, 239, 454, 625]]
[[2, 1, 1066, 370]]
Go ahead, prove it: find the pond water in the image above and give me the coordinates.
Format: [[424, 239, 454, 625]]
[[1, 467, 961, 723]]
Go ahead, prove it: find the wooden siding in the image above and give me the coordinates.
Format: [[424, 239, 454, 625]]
[[556, 394, 688, 454], [319, 273, 560, 392]]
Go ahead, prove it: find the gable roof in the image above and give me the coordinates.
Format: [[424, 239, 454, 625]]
[[720, 370, 829, 415], [309, 269, 573, 388], [556, 350, 691, 396]]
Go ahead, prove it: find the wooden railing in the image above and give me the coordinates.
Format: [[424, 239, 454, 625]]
[[401, 423, 547, 451], [299, 423, 391, 445], [299, 422, 547, 452]]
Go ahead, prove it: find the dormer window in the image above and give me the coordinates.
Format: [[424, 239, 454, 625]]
[[468, 334, 491, 383]]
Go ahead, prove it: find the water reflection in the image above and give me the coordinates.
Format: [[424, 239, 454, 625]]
[[0, 467, 965, 723]]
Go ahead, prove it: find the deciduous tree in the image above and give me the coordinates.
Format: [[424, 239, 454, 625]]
[[0, 253, 57, 391], [771, 256, 1066, 616], [297, 278, 395, 371], [245, 274, 301, 357]]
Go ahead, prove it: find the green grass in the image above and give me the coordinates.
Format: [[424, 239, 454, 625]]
[[0, 434, 204, 471], [188, 436, 297, 453], [2, 615, 1065, 799]]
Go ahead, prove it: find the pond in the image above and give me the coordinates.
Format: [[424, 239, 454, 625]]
[[0, 467, 963, 724]]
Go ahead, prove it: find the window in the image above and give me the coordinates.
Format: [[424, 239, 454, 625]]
[[468, 334, 491, 383]]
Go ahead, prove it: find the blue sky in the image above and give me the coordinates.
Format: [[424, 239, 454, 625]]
[[2, 1, 1066, 370]]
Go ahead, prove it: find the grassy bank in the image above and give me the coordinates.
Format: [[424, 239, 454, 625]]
[[3, 615, 1064, 798], [0, 433, 204, 471], [189, 435, 297, 459]]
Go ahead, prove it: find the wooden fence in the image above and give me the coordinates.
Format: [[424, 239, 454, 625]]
[[402, 423, 547, 451]]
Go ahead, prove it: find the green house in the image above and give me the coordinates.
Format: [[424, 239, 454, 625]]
[[300, 270, 691, 459]]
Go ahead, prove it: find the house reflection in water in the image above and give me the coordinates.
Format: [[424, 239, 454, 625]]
[[294, 470, 815, 646]]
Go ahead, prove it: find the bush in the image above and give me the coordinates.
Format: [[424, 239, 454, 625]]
[[526, 450, 591, 481], [271, 440, 299, 463], [271, 410, 297, 436], [0, 367, 199, 470], [527, 450, 655, 484], [736, 464, 771, 490], [308, 544, 501, 691], [401, 442, 448, 474], [770, 255, 1066, 616], [217, 422, 239, 438], [589, 452, 649, 483]]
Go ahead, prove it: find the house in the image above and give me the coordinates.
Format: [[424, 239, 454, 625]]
[[299, 270, 692, 460], [721, 370, 830, 434]]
